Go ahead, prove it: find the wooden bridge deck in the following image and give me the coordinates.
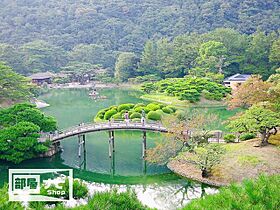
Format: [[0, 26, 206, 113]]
[[47, 121, 167, 142]]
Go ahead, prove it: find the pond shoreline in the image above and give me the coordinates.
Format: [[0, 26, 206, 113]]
[[167, 160, 227, 187], [167, 139, 280, 188]]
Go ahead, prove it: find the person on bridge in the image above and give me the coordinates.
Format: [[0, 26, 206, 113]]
[[141, 109, 146, 125], [124, 111, 129, 124]]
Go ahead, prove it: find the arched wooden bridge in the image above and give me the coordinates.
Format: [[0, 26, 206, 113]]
[[49, 120, 167, 142], [42, 120, 168, 159]]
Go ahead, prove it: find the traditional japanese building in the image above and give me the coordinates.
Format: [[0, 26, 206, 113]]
[[223, 74, 251, 90], [29, 72, 54, 85]]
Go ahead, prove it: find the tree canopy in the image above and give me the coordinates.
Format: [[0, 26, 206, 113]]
[[227, 104, 280, 146], [0, 63, 33, 103], [0, 1, 278, 79], [0, 103, 57, 132]]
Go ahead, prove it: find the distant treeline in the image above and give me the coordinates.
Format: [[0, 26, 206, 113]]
[[0, 28, 279, 82], [0, 0, 279, 80], [117, 29, 280, 81], [0, 0, 279, 51]]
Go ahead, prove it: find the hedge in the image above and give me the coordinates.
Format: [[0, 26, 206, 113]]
[[162, 107, 173, 114], [130, 112, 142, 119], [224, 134, 236, 143], [95, 102, 175, 122], [240, 133, 257, 141], [147, 111, 161, 121], [117, 104, 131, 112], [104, 109, 117, 120], [146, 103, 160, 111]]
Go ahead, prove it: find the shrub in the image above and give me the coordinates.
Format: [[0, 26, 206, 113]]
[[158, 103, 165, 108], [117, 104, 131, 112], [143, 107, 151, 113], [134, 103, 145, 108], [87, 190, 148, 210], [130, 112, 141, 119], [183, 175, 280, 210], [179, 89, 200, 102], [156, 109, 164, 116], [109, 105, 118, 110], [127, 103, 135, 109], [112, 113, 123, 120], [240, 133, 257, 141], [166, 105, 176, 112], [134, 106, 145, 113], [72, 179, 89, 199], [104, 109, 117, 120], [146, 103, 160, 111], [147, 111, 161, 121], [96, 108, 109, 118], [162, 107, 173, 114], [224, 134, 236, 143]]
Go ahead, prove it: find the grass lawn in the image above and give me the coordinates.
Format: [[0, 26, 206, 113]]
[[141, 93, 230, 108], [141, 93, 191, 107], [168, 138, 280, 186]]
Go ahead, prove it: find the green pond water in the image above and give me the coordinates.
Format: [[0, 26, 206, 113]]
[[0, 88, 240, 209]]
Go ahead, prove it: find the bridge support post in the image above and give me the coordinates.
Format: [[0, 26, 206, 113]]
[[78, 135, 81, 157], [111, 131, 115, 152], [108, 131, 112, 158], [142, 131, 147, 158], [82, 134, 86, 154]]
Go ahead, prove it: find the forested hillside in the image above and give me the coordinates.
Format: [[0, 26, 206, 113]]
[[1, 0, 279, 50], [0, 0, 279, 78]]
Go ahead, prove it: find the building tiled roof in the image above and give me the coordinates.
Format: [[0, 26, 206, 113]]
[[29, 72, 54, 80], [224, 74, 251, 82]]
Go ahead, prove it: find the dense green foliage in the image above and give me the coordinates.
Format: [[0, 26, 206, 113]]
[[74, 190, 148, 210], [183, 174, 280, 210], [0, 103, 57, 163], [0, 184, 24, 210], [0, 1, 278, 50], [137, 29, 279, 80], [115, 52, 138, 82], [0, 184, 147, 210], [0, 1, 278, 79], [0, 63, 33, 103], [223, 134, 236, 143], [0, 103, 57, 132], [240, 133, 257, 141], [182, 144, 225, 177], [0, 121, 49, 163], [142, 77, 231, 102], [95, 103, 176, 121], [227, 104, 280, 145]]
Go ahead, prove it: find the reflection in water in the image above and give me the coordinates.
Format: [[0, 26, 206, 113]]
[[64, 179, 217, 210]]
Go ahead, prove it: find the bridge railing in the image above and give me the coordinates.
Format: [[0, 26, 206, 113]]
[[50, 120, 164, 139]]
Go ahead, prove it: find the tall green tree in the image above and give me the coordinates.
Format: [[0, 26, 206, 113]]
[[227, 104, 280, 146], [138, 40, 158, 76], [171, 34, 200, 77], [203, 28, 249, 76], [115, 52, 138, 82], [244, 31, 276, 79], [196, 41, 228, 75], [0, 122, 49, 163], [20, 40, 67, 73], [0, 63, 33, 103], [0, 103, 57, 132], [0, 43, 25, 74], [69, 44, 115, 69], [269, 39, 280, 67]]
